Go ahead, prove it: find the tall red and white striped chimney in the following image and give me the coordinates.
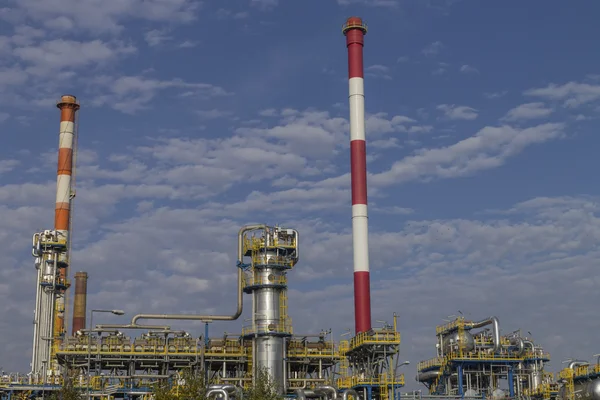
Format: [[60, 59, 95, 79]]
[[343, 17, 372, 334], [55, 94, 80, 337]]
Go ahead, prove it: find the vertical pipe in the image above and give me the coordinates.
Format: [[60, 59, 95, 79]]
[[343, 17, 371, 334], [54, 94, 80, 337], [71, 271, 88, 335]]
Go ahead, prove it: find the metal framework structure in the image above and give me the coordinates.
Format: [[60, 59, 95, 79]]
[[337, 317, 404, 400], [416, 316, 558, 400], [0, 225, 402, 399], [556, 357, 600, 400], [2, 16, 591, 400], [30, 95, 80, 384]]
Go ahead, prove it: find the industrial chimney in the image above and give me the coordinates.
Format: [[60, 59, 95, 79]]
[[343, 17, 372, 334], [71, 271, 88, 335]]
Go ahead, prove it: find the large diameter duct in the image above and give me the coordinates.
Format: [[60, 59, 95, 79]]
[[71, 271, 88, 335], [469, 316, 500, 353], [343, 16, 372, 334], [54, 95, 80, 337]]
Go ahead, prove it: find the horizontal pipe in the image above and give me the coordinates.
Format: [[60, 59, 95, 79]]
[[416, 370, 441, 382], [129, 224, 267, 326], [95, 324, 171, 330]]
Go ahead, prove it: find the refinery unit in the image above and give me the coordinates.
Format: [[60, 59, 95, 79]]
[[415, 316, 558, 399], [0, 16, 598, 400]]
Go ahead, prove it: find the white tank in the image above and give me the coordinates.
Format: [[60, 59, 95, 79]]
[[492, 389, 505, 399], [560, 379, 600, 400], [465, 389, 479, 397]]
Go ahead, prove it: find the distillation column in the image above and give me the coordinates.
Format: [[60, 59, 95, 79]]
[[241, 226, 299, 394], [343, 17, 372, 335], [31, 95, 80, 380]]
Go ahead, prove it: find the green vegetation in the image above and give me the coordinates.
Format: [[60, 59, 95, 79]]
[[48, 369, 82, 400], [153, 369, 208, 400], [152, 367, 283, 400], [245, 367, 282, 400]]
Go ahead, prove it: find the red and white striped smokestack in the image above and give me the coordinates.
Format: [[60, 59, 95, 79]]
[[343, 17, 372, 334], [55, 94, 80, 336]]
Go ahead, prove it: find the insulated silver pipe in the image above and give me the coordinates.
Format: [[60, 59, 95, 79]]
[[470, 316, 500, 353], [568, 360, 589, 370], [342, 389, 359, 400], [207, 388, 229, 400], [96, 324, 171, 330], [316, 385, 338, 399], [128, 224, 266, 325]]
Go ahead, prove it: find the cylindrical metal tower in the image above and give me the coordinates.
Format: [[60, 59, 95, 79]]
[[54, 94, 79, 338], [31, 95, 80, 381], [241, 226, 299, 394], [343, 17, 372, 334], [71, 271, 88, 335]]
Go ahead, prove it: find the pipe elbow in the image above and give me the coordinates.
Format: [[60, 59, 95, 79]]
[[568, 360, 589, 370]]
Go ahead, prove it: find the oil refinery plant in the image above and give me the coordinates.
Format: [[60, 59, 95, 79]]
[[0, 16, 598, 400]]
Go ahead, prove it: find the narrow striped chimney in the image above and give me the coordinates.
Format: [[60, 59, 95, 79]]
[[343, 17, 372, 334], [71, 271, 88, 335]]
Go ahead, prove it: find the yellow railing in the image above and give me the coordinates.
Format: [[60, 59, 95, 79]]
[[55, 342, 248, 357], [251, 254, 296, 267], [349, 330, 400, 351], [337, 373, 405, 389], [243, 237, 297, 253], [524, 382, 560, 399], [339, 340, 350, 355], [287, 346, 340, 358], [436, 317, 465, 335], [241, 319, 293, 336], [417, 357, 444, 371], [437, 350, 551, 362], [242, 274, 287, 287]]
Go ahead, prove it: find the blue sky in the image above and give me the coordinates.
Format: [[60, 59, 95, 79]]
[[1, 0, 600, 390]]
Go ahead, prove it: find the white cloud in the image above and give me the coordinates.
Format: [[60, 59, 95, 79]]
[[216, 9, 249, 19], [196, 109, 233, 119], [90, 75, 231, 114], [144, 29, 172, 47], [250, 0, 278, 10], [0, 160, 19, 174], [369, 122, 564, 187], [484, 90, 508, 99], [259, 108, 278, 117], [366, 64, 392, 80], [0, 113, 9, 123], [178, 40, 198, 48], [436, 104, 478, 120], [459, 64, 479, 74], [337, 0, 399, 6], [14, 39, 136, 76], [525, 81, 600, 108], [5, 0, 201, 34], [422, 41, 443, 56], [502, 102, 554, 122]]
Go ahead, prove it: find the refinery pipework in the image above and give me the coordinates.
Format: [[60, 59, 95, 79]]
[[416, 315, 555, 399], [30, 95, 80, 382], [343, 16, 372, 335]]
